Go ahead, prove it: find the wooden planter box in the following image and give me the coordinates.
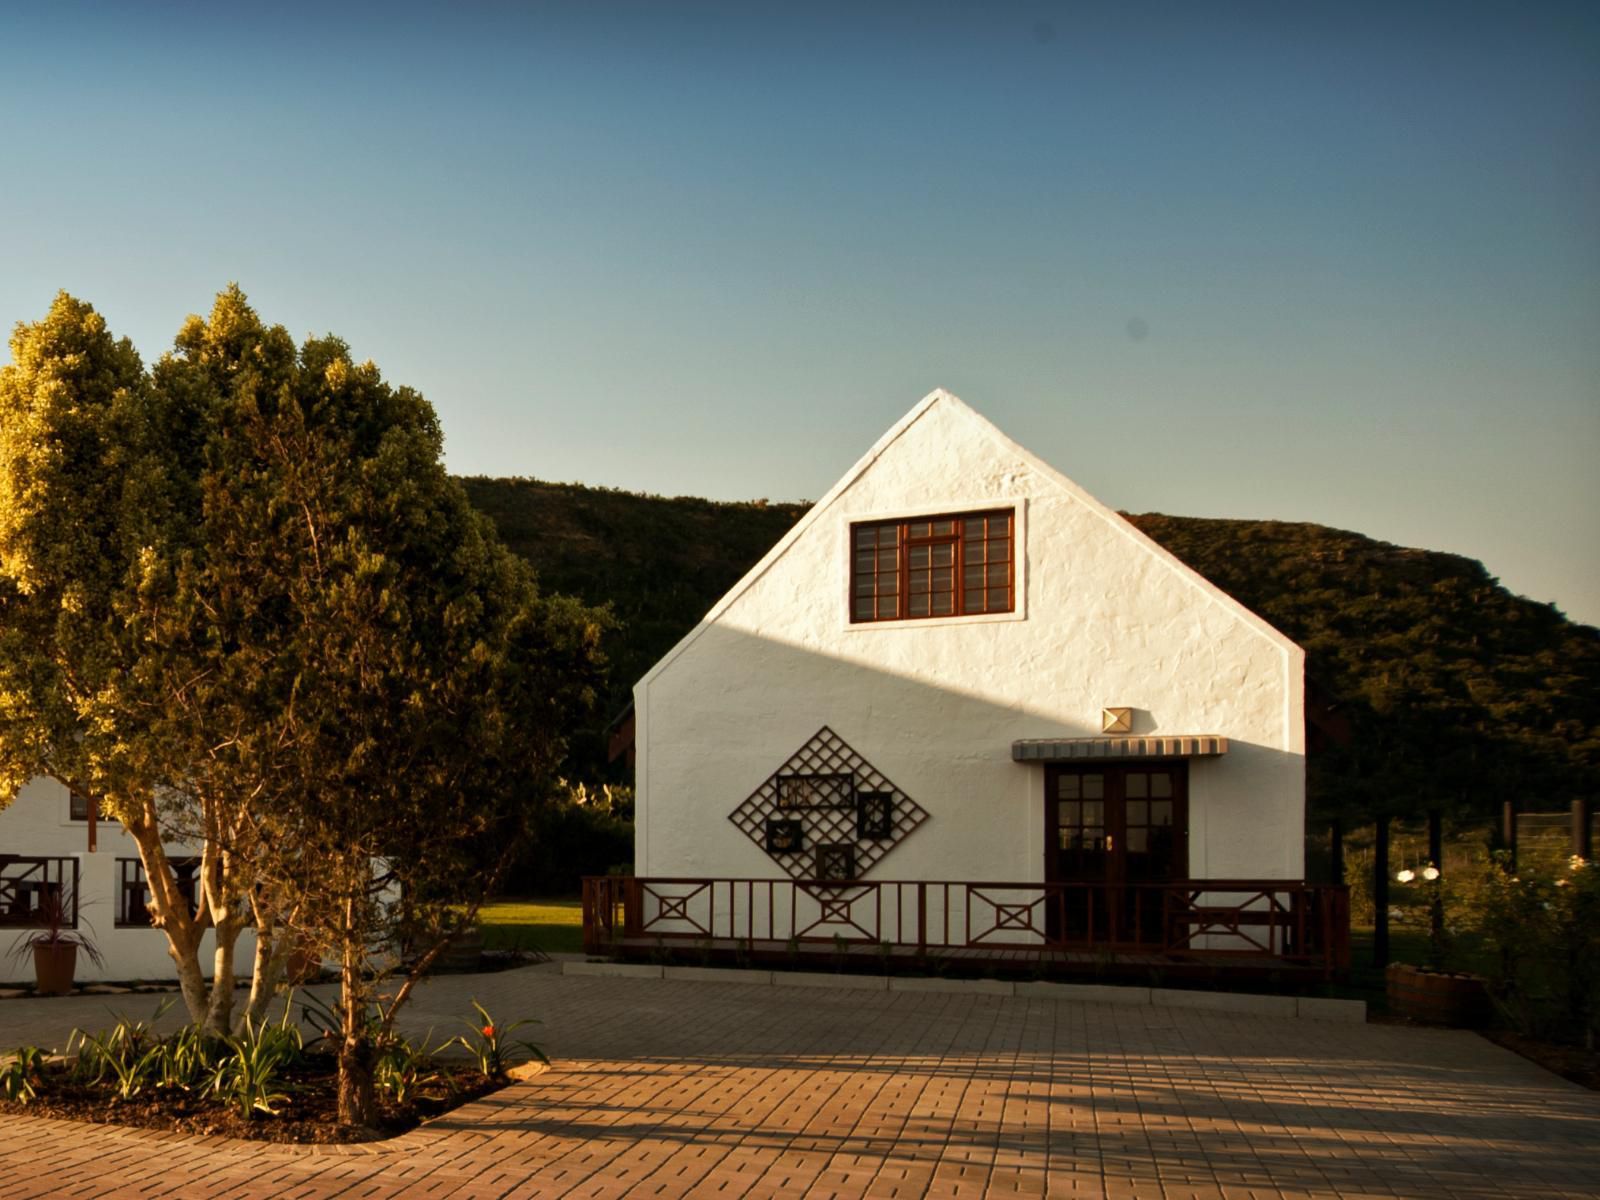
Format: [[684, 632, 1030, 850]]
[[1386, 962, 1491, 1027]]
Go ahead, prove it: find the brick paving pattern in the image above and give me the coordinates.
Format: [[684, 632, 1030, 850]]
[[1, 965, 1596, 1198]]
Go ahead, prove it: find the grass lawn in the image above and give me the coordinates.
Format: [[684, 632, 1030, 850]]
[[479, 897, 584, 955]]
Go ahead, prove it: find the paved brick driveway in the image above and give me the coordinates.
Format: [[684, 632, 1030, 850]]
[[1, 965, 1596, 1198]]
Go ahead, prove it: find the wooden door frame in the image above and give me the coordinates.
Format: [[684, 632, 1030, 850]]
[[1043, 761, 1191, 887]]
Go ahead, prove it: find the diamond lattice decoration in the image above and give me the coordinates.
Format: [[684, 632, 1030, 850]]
[[729, 726, 929, 879]]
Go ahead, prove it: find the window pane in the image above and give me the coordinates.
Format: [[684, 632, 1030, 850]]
[[931, 567, 953, 590], [931, 593, 953, 615], [1126, 774, 1147, 798], [964, 565, 984, 587], [987, 588, 1009, 610], [853, 598, 873, 620], [1083, 775, 1104, 799], [909, 569, 930, 593], [908, 545, 930, 569], [964, 588, 984, 610], [1151, 774, 1173, 798], [1127, 799, 1148, 824], [987, 563, 1008, 586], [855, 553, 876, 575], [908, 594, 930, 617], [990, 514, 1010, 536], [854, 578, 874, 596], [964, 519, 984, 539], [878, 549, 897, 570], [932, 520, 955, 536], [879, 527, 900, 547], [855, 528, 875, 549], [1058, 776, 1080, 799], [931, 543, 954, 567], [909, 521, 930, 539], [877, 596, 898, 618], [989, 538, 1011, 563]]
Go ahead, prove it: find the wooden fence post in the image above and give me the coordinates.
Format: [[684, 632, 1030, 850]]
[[1574, 798, 1592, 862], [1502, 800, 1517, 872], [1330, 818, 1344, 886], [1373, 816, 1390, 969]]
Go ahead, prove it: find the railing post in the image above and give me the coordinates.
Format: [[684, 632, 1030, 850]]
[[1573, 798, 1592, 862], [921, 876, 934, 953], [1373, 815, 1390, 970]]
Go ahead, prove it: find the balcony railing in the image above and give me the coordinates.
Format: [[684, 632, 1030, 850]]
[[0, 855, 78, 929], [583, 875, 1350, 978]]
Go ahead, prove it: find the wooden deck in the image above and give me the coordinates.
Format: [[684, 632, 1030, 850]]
[[584, 875, 1351, 983]]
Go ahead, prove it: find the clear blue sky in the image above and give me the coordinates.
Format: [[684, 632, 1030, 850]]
[[3, 1, 1597, 624]]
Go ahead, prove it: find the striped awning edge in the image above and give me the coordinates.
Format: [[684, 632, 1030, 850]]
[[1011, 735, 1229, 762]]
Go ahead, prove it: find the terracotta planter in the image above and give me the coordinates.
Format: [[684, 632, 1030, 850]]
[[32, 941, 78, 996], [1386, 962, 1491, 1027]]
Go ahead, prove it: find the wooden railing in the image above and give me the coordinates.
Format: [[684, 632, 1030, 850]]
[[583, 876, 1350, 976], [0, 855, 78, 929]]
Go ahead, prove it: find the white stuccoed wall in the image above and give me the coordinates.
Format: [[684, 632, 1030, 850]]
[[0, 776, 255, 983], [635, 391, 1305, 895]]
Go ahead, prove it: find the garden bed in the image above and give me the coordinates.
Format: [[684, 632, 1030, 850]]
[[0, 1051, 508, 1143]]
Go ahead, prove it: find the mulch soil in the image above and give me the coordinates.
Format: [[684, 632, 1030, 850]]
[[0, 1052, 506, 1143], [1483, 1029, 1600, 1092]]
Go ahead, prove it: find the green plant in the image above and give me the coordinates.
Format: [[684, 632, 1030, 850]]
[[155, 1024, 228, 1092], [374, 1028, 442, 1106], [1, 1047, 46, 1103], [3, 881, 106, 976], [447, 1000, 547, 1078], [209, 1014, 302, 1118], [68, 998, 175, 1096]]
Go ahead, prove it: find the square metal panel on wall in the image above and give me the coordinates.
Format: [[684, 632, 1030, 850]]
[[728, 726, 930, 880]]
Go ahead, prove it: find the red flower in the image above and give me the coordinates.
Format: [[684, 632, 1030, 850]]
[[481, 1024, 495, 1039]]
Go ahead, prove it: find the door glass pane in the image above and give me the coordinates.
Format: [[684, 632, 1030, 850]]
[[1083, 801, 1103, 826], [1126, 773, 1147, 798], [1059, 799, 1081, 824], [1083, 775, 1104, 799], [1151, 773, 1173, 798], [1126, 828, 1148, 853], [1058, 776, 1080, 800], [1150, 800, 1173, 826], [1127, 800, 1148, 825]]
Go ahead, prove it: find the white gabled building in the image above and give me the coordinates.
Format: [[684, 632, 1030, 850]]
[[620, 390, 1318, 957]]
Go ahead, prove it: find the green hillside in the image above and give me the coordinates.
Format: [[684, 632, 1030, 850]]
[[461, 477, 1600, 823]]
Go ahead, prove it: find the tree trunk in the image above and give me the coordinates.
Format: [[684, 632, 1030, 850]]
[[335, 892, 377, 1128], [205, 918, 240, 1033], [240, 917, 289, 1029], [123, 798, 214, 1025]]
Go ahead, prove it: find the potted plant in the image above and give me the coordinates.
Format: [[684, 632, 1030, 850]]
[[1384, 862, 1490, 1027], [5, 880, 105, 996]]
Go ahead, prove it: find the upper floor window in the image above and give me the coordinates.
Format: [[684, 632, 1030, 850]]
[[68, 791, 91, 821], [851, 509, 1014, 623]]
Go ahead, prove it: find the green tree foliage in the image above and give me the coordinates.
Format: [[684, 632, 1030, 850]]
[[460, 481, 1599, 823], [0, 293, 239, 1027], [145, 290, 608, 1126]]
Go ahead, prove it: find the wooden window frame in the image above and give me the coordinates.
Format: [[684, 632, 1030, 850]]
[[849, 508, 1016, 624], [115, 856, 201, 928]]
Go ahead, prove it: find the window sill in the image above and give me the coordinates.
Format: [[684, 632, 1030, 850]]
[[843, 608, 1026, 632]]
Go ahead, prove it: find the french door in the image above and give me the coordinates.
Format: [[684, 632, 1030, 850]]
[[1045, 763, 1187, 945]]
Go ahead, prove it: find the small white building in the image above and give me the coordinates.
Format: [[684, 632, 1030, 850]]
[[0, 776, 251, 983], [615, 391, 1331, 964]]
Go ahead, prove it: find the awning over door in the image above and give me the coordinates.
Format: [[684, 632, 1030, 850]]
[[1011, 735, 1228, 762]]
